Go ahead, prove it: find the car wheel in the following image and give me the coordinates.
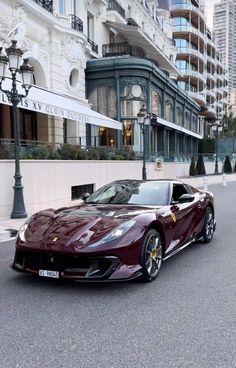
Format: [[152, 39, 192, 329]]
[[201, 207, 214, 243], [140, 229, 163, 282]]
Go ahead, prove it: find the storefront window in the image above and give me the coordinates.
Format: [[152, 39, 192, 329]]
[[185, 111, 191, 130], [151, 90, 162, 116], [165, 100, 173, 122], [122, 120, 134, 146], [89, 85, 116, 118], [121, 100, 144, 117], [176, 106, 183, 126], [19, 110, 37, 141], [99, 127, 116, 147]]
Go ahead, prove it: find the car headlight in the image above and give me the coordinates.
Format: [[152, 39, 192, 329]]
[[18, 223, 28, 242], [89, 219, 136, 247]]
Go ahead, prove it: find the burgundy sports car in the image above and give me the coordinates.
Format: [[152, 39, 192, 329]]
[[12, 179, 215, 282]]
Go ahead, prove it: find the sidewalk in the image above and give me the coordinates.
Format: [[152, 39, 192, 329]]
[[1, 173, 236, 242]]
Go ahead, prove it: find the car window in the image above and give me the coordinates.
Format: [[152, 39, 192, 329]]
[[86, 181, 169, 206], [172, 184, 189, 202]]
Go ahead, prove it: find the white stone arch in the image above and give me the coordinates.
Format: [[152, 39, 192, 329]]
[[27, 57, 48, 88]]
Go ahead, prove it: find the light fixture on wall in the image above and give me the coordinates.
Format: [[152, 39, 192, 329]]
[[0, 40, 34, 218]]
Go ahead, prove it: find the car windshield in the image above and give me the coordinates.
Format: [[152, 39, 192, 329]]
[[86, 181, 169, 206]]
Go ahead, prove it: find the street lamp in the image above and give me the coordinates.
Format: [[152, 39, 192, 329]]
[[0, 40, 34, 218], [211, 121, 223, 175], [137, 105, 155, 180]]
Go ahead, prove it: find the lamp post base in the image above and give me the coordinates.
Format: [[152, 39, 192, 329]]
[[142, 166, 147, 181], [10, 183, 27, 219]]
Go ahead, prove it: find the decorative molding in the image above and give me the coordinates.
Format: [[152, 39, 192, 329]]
[[0, 3, 28, 50], [60, 36, 86, 68]]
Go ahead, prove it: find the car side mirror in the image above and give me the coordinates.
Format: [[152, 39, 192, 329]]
[[81, 192, 90, 201], [178, 194, 195, 203]]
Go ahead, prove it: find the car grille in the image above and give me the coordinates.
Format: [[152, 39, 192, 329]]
[[13, 249, 120, 279]]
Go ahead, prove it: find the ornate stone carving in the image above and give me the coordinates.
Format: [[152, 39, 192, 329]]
[[61, 36, 86, 68], [0, 3, 29, 50]]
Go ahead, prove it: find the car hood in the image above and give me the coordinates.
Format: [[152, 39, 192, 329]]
[[23, 204, 160, 250]]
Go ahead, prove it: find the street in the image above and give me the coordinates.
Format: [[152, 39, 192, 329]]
[[0, 183, 236, 368]]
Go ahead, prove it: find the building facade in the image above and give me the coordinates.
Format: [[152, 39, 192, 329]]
[[213, 0, 236, 94], [0, 0, 201, 158], [169, 0, 228, 123]]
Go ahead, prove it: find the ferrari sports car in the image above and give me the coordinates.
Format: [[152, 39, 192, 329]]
[[12, 179, 216, 282]]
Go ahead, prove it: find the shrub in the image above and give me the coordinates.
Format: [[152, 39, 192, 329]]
[[223, 155, 232, 173], [87, 147, 100, 160], [196, 154, 206, 175], [189, 155, 197, 176], [58, 144, 88, 160], [0, 143, 15, 159], [20, 144, 59, 160]]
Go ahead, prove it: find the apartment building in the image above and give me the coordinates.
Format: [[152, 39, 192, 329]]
[[169, 0, 228, 123]]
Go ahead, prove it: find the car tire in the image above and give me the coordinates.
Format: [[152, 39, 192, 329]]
[[140, 229, 163, 282], [201, 207, 215, 243]]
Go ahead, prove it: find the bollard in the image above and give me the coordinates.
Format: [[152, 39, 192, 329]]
[[222, 173, 227, 187], [203, 176, 208, 191]]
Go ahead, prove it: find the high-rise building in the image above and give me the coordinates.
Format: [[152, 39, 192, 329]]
[[213, 0, 235, 93], [169, 0, 228, 122]]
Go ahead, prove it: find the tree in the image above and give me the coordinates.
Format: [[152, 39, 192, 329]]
[[196, 154, 206, 175], [222, 113, 236, 138], [223, 155, 232, 173]]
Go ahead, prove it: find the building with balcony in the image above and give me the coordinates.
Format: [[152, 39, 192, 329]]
[[169, 0, 228, 124], [0, 0, 201, 158], [0, 0, 122, 149]]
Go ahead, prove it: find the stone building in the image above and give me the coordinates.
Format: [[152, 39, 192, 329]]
[[0, 0, 201, 158]]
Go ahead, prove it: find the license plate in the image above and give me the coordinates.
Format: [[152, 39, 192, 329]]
[[39, 270, 59, 279]]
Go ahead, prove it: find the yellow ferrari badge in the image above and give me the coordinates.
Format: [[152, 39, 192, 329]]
[[171, 213, 176, 222]]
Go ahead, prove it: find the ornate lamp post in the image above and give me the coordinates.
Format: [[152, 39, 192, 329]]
[[211, 121, 223, 175], [137, 106, 154, 180], [0, 40, 34, 218]]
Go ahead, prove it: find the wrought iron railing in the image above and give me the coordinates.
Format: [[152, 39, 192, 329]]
[[70, 14, 83, 32], [32, 0, 53, 13], [88, 38, 98, 53], [102, 42, 145, 58], [107, 0, 125, 19]]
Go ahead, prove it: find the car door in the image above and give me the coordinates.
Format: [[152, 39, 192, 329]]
[[165, 183, 199, 254]]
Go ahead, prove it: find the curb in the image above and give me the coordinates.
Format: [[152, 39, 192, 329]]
[[0, 228, 18, 243]]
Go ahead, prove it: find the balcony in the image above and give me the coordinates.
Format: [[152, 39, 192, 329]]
[[173, 25, 205, 42], [70, 14, 83, 32], [126, 18, 139, 27], [32, 0, 53, 13], [176, 47, 206, 62], [102, 42, 145, 58], [107, 0, 125, 19], [88, 38, 98, 53]]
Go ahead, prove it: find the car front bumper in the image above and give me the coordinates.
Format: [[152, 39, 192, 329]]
[[12, 248, 142, 281]]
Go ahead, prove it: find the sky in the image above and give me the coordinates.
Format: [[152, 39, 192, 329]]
[[204, 0, 221, 29]]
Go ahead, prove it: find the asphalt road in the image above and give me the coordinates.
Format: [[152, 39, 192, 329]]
[[0, 183, 236, 368]]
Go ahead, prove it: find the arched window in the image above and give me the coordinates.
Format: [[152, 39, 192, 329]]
[[176, 106, 183, 125], [88, 85, 116, 118], [192, 114, 198, 132], [165, 100, 173, 122], [185, 111, 191, 129], [151, 90, 162, 116]]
